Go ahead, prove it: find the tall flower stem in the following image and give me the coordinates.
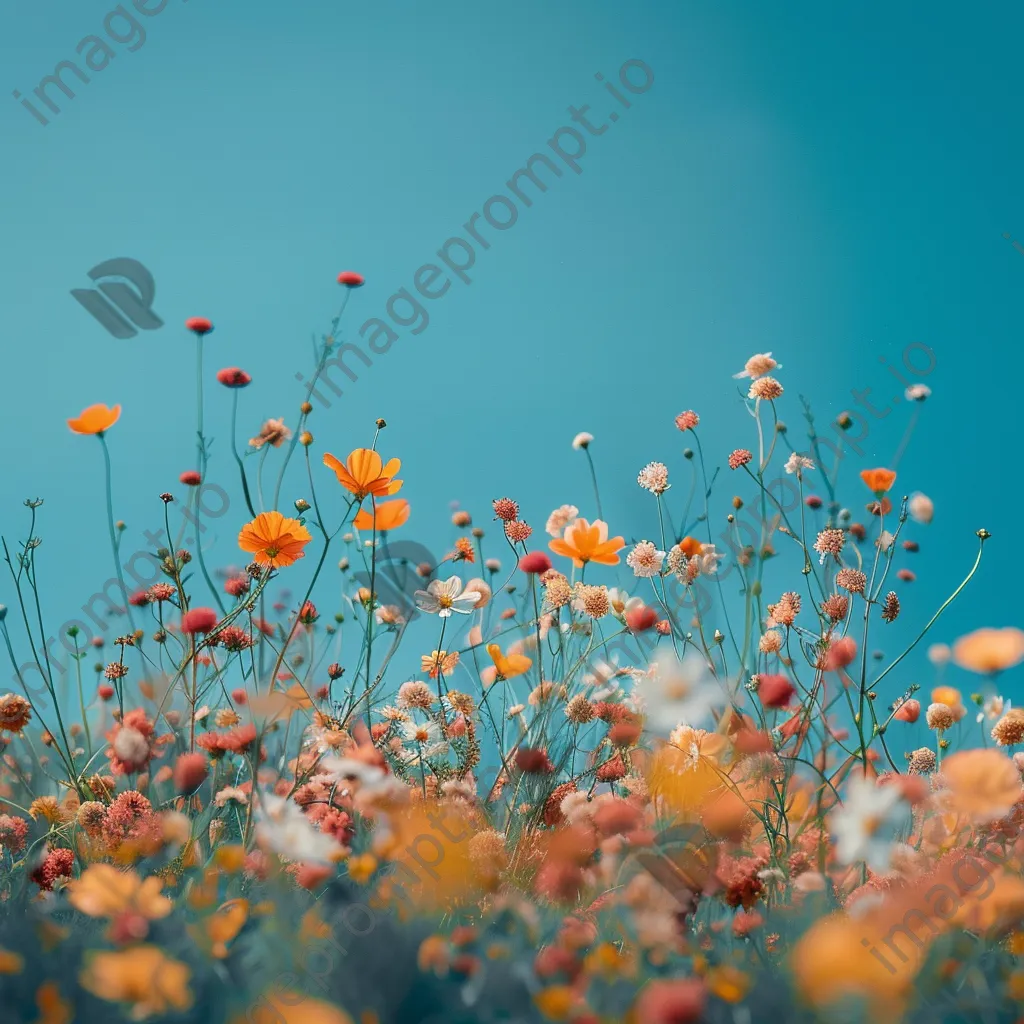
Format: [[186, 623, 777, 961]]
[[584, 447, 603, 520], [98, 433, 138, 636]]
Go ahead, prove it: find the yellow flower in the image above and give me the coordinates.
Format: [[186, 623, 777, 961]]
[[486, 644, 532, 681], [79, 946, 192, 1017], [0, 948, 23, 974], [67, 864, 172, 920], [347, 853, 378, 884], [533, 985, 576, 1020]]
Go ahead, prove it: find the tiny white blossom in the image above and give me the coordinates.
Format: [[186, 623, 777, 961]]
[[829, 776, 910, 872], [784, 452, 815, 476], [572, 432, 593, 450]]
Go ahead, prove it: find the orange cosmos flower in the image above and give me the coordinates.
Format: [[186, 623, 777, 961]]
[[67, 864, 172, 920], [487, 644, 532, 681], [549, 518, 625, 568], [67, 403, 121, 435], [953, 627, 1024, 675], [323, 448, 402, 500], [677, 536, 703, 558], [421, 650, 459, 678], [859, 468, 897, 494], [79, 946, 192, 1017], [353, 498, 410, 532], [238, 511, 312, 568]]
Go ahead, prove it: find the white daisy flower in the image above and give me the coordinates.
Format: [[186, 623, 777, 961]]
[[414, 575, 481, 617]]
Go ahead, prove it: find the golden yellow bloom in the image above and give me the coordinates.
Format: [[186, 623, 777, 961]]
[[347, 853, 378, 884], [0, 948, 23, 974], [487, 644, 532, 681], [79, 946, 192, 1017]]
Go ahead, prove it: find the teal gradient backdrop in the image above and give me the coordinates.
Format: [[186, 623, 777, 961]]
[[1, 2, 1021, 725]]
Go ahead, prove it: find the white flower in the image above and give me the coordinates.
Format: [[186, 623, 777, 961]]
[[626, 541, 666, 578], [401, 719, 443, 746], [636, 650, 724, 736], [905, 384, 931, 402], [606, 587, 644, 619], [694, 543, 723, 576], [214, 786, 247, 808], [254, 793, 341, 865], [414, 575, 481, 617], [978, 696, 1009, 723], [829, 776, 910, 872], [546, 504, 579, 538], [572, 432, 593, 450], [877, 530, 895, 552], [784, 453, 815, 476], [733, 352, 780, 379]]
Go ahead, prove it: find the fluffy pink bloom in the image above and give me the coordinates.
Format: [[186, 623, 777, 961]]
[[181, 607, 218, 634]]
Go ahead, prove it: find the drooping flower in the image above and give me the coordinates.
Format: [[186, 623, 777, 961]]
[[859, 468, 897, 495], [323, 448, 402, 500], [414, 576, 481, 618], [549, 518, 625, 568], [249, 418, 291, 449], [571, 432, 593, 450], [238, 511, 312, 568], [352, 498, 410, 532], [68, 403, 121, 435]]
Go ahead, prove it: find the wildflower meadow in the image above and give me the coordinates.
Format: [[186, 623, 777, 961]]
[[0, 275, 1021, 1024]]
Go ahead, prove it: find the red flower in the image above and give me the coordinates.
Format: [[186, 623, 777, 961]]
[[185, 317, 213, 335], [757, 674, 795, 708], [519, 552, 552, 575], [516, 747, 554, 774], [337, 271, 365, 287], [805, 495, 822, 509], [98, 684, 115, 701], [823, 635, 858, 671], [894, 699, 920, 723], [179, 471, 202, 486], [181, 607, 218, 634], [625, 604, 658, 633], [216, 367, 251, 388], [173, 753, 208, 794], [231, 688, 248, 705]]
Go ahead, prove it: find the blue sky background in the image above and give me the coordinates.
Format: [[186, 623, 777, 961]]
[[1, 0, 1021, 728]]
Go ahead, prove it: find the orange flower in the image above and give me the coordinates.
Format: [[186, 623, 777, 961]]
[[421, 650, 459, 678], [549, 518, 625, 567], [79, 946, 192, 1017], [677, 536, 703, 558], [67, 403, 120, 435], [487, 644, 532, 681], [323, 448, 402, 500], [353, 498, 410, 532], [67, 864, 172, 920], [941, 748, 1022, 822], [859, 467, 897, 494], [238, 511, 312, 568], [236, 992, 355, 1024], [952, 627, 1024, 675]]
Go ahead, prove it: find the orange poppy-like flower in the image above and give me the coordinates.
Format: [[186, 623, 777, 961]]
[[353, 498, 410, 532], [323, 448, 402, 501], [952, 627, 1024, 675], [67, 864, 172, 920], [859, 468, 897, 494], [487, 644, 532, 681], [549, 518, 625, 568], [238, 511, 312, 568], [79, 945, 192, 1017], [67, 403, 121, 435], [940, 748, 1022, 822], [677, 536, 703, 558]]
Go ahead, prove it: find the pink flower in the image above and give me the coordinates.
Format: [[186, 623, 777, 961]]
[[181, 607, 218, 634], [674, 410, 699, 432], [519, 552, 552, 574], [757, 674, 795, 708], [728, 449, 753, 470], [337, 271, 365, 287], [179, 471, 202, 486]]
